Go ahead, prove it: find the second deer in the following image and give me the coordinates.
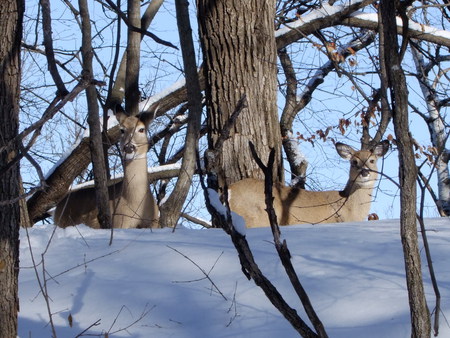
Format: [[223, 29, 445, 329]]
[[228, 141, 389, 227], [54, 107, 160, 229]]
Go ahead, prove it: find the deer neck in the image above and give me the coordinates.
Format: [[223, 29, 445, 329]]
[[339, 174, 377, 218], [121, 155, 149, 199]]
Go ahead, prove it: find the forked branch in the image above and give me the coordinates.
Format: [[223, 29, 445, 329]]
[[249, 142, 328, 338], [199, 171, 319, 337], [198, 101, 323, 336]]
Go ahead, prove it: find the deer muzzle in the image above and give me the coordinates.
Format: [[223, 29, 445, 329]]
[[123, 143, 136, 154], [360, 168, 370, 177]]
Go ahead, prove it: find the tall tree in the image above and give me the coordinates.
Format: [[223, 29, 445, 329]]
[[79, 0, 112, 229], [0, 0, 24, 336], [411, 43, 450, 216], [158, 0, 203, 228], [379, 0, 431, 336], [197, 0, 283, 191]]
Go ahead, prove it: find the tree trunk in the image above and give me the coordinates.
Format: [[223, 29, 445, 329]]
[[108, 0, 164, 110], [26, 0, 165, 225], [197, 0, 283, 189], [125, 0, 141, 117], [0, 0, 24, 336], [411, 44, 450, 216], [158, 0, 203, 228], [79, 0, 112, 229], [379, 1, 431, 336]]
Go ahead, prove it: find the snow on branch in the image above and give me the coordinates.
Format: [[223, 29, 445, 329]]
[[275, 0, 450, 49], [344, 12, 450, 48]]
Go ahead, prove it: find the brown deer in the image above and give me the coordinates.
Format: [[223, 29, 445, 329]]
[[228, 141, 389, 227], [54, 108, 160, 228]]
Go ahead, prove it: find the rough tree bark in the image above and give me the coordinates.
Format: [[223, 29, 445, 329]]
[[125, 0, 141, 117], [411, 44, 450, 216], [0, 0, 24, 336], [379, 1, 431, 336], [197, 0, 283, 189]]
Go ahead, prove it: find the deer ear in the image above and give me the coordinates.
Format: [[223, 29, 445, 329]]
[[335, 143, 355, 160], [138, 110, 156, 127], [373, 140, 389, 157], [114, 105, 127, 124]]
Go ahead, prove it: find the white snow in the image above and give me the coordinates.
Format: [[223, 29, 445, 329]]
[[286, 131, 307, 167], [139, 77, 187, 113], [275, 4, 450, 46], [207, 188, 228, 216], [147, 162, 182, 174], [275, 2, 353, 38], [44, 138, 82, 180], [19, 218, 450, 337], [231, 211, 247, 236], [82, 111, 119, 139], [350, 12, 450, 41], [44, 111, 119, 180]]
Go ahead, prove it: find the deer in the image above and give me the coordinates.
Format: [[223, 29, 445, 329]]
[[228, 141, 389, 228], [53, 107, 160, 229]]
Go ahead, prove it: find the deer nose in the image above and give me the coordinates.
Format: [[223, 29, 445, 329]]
[[123, 143, 136, 154], [360, 168, 370, 177]]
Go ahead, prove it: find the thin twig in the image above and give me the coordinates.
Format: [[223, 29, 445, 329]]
[[167, 245, 227, 301], [102, 0, 177, 49]]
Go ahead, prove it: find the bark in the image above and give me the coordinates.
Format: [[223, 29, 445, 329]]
[[278, 48, 308, 187], [125, 0, 141, 117], [0, 0, 24, 335], [39, 0, 68, 97], [278, 31, 377, 184], [250, 145, 328, 337], [79, 0, 112, 229], [379, 1, 431, 336], [158, 0, 203, 228], [197, 0, 283, 188], [107, 0, 164, 109], [411, 44, 450, 216]]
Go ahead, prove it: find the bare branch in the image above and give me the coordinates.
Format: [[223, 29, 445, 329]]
[[79, 0, 112, 229], [1, 80, 90, 156], [39, 0, 69, 97], [249, 142, 328, 338], [102, 0, 177, 50], [168, 245, 227, 300], [158, 0, 203, 228]]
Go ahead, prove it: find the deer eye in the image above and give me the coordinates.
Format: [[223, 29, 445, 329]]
[[138, 127, 145, 133], [120, 128, 125, 134], [370, 159, 375, 164], [351, 160, 358, 167]]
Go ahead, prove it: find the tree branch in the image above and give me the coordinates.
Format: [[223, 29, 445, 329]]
[[158, 0, 203, 228], [79, 0, 112, 229], [39, 0, 69, 97], [102, 0, 177, 50], [249, 142, 328, 338]]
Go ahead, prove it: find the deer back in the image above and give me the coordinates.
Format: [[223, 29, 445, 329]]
[[229, 141, 389, 227]]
